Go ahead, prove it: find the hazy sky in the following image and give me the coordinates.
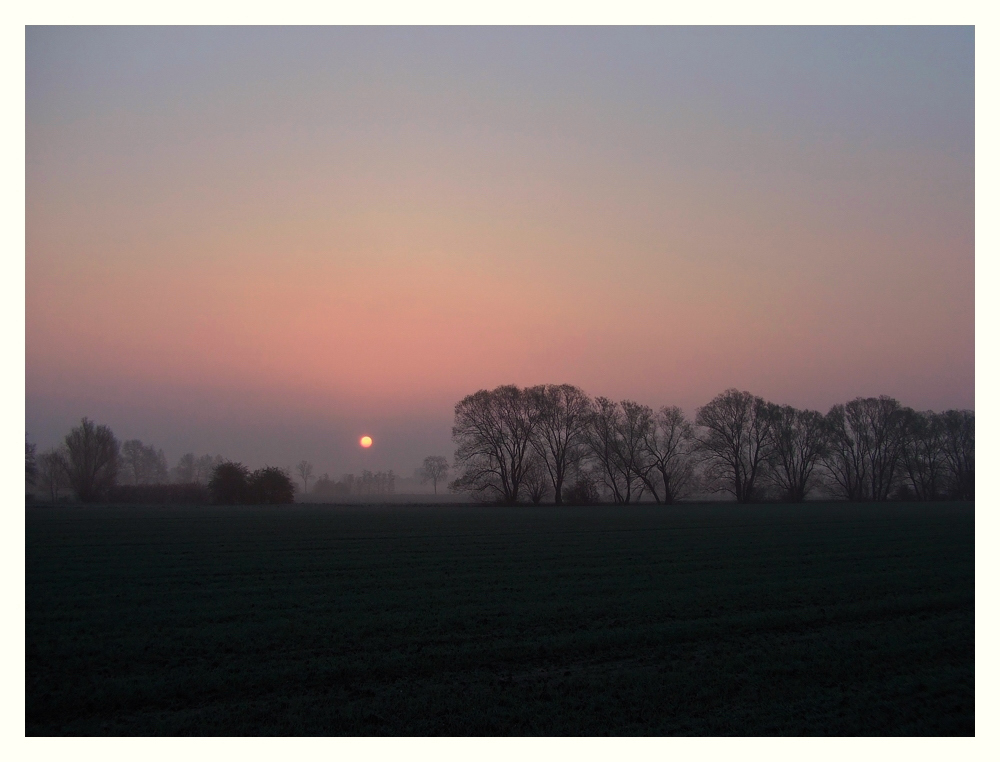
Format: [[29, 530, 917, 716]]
[[25, 26, 974, 475]]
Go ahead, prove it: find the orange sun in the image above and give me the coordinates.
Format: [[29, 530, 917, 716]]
[[360, 435, 373, 448]]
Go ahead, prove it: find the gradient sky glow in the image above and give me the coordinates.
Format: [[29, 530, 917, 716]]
[[25, 26, 974, 474]]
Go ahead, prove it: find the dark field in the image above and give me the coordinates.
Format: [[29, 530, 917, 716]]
[[26, 501, 974, 735]]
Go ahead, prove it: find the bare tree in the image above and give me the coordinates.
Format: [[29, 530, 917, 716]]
[[639, 406, 697, 504], [522, 452, 551, 505], [528, 384, 592, 504], [419, 456, 449, 495], [939, 409, 974, 500], [26, 436, 37, 487], [450, 385, 538, 504], [120, 440, 169, 485], [765, 405, 828, 502], [296, 460, 315, 494], [64, 417, 120, 503], [173, 453, 197, 483], [583, 398, 650, 504], [899, 410, 946, 500], [36, 448, 69, 502], [822, 396, 906, 502], [195, 454, 224, 484], [695, 389, 773, 504]]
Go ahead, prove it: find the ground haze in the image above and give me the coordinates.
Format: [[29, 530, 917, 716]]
[[26, 501, 973, 735]]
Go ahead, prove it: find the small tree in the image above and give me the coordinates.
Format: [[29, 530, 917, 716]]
[[419, 456, 449, 495], [64, 417, 120, 503], [296, 460, 314, 493], [26, 437, 37, 487], [208, 462, 250, 504], [36, 449, 69, 502]]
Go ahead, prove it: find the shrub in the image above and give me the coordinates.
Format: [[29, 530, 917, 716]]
[[248, 467, 295, 505]]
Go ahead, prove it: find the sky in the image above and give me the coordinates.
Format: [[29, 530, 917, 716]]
[[25, 26, 974, 476]]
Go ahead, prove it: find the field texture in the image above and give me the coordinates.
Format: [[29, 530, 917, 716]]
[[26, 502, 974, 735]]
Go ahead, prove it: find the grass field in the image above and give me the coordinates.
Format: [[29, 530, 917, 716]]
[[25, 501, 974, 735]]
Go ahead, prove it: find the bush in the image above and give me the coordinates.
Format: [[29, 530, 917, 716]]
[[208, 462, 251, 505], [208, 462, 295, 505], [248, 467, 295, 505]]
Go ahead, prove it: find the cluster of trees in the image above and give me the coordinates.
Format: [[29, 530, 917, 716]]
[[449, 385, 975, 505], [207, 462, 295, 505], [26, 418, 294, 505], [311, 469, 397, 498]]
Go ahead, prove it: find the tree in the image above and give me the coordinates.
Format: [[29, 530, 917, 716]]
[[765, 405, 828, 502], [939, 409, 974, 500], [26, 436, 37, 487], [822, 396, 906, 502], [208, 461, 250, 504], [120, 440, 169, 485], [522, 453, 551, 504], [582, 398, 650, 504], [36, 449, 69, 502], [248, 467, 295, 504], [173, 453, 197, 484], [528, 384, 592, 504], [296, 460, 315, 494], [64, 417, 120, 503], [639, 406, 697, 504], [419, 456, 449, 495], [450, 385, 538, 504], [695, 389, 773, 504], [899, 410, 946, 501], [194, 454, 224, 484]]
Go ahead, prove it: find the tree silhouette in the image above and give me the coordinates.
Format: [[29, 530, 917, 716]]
[[528, 384, 592, 504], [64, 418, 120, 503], [208, 462, 250, 504], [899, 410, 946, 501], [419, 456, 449, 495], [823, 396, 906, 502], [450, 385, 538, 504], [120, 440, 169, 485], [765, 405, 828, 502], [939, 409, 974, 500], [695, 390, 773, 504], [583, 397, 650, 504], [296, 460, 314, 494], [36, 449, 69, 502], [639, 406, 697, 504], [26, 437, 37, 487], [249, 467, 295, 504]]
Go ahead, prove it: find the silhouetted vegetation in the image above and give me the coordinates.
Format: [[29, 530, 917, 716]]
[[206, 462, 294, 505], [120, 440, 169, 485], [64, 418, 120, 503], [312, 470, 396, 499], [418, 456, 449, 495], [449, 385, 974, 505], [295, 460, 314, 494]]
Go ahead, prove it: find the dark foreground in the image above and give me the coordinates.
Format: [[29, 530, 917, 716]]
[[26, 501, 974, 735]]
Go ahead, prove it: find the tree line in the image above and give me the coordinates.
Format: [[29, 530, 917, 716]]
[[26, 418, 295, 505], [311, 469, 397, 498], [448, 385, 974, 505]]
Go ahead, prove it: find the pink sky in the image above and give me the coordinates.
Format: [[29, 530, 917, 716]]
[[26, 27, 974, 473]]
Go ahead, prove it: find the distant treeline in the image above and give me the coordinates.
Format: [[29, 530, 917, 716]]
[[312, 470, 396, 498], [26, 420, 294, 505], [449, 385, 974, 505]]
